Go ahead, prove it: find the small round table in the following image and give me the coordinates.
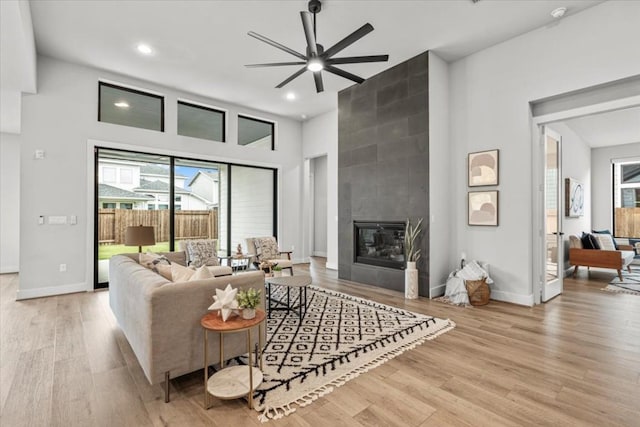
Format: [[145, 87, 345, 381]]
[[201, 310, 265, 409], [265, 275, 312, 320]]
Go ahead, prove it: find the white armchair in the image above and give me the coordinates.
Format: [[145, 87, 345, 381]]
[[245, 236, 293, 274]]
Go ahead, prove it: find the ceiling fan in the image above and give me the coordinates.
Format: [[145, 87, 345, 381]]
[[246, 0, 389, 93]]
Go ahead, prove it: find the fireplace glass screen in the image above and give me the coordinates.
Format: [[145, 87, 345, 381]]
[[354, 221, 405, 269]]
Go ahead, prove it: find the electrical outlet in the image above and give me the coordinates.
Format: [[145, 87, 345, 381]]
[[59, 264, 67, 272]]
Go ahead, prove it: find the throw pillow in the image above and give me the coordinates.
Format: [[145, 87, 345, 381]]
[[592, 229, 619, 250], [594, 233, 616, 251], [139, 252, 171, 270], [184, 239, 218, 268], [171, 263, 195, 282], [581, 232, 600, 250], [189, 266, 214, 281], [155, 264, 173, 281], [254, 237, 278, 262]]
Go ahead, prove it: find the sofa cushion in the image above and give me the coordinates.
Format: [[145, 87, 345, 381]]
[[156, 264, 173, 281], [569, 235, 583, 249], [139, 252, 171, 270], [594, 233, 616, 251], [171, 263, 195, 282], [593, 229, 619, 250], [159, 251, 187, 266], [190, 266, 214, 281], [581, 233, 600, 250], [182, 239, 219, 268]]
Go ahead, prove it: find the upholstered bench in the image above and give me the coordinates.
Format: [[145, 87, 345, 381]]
[[568, 234, 635, 280]]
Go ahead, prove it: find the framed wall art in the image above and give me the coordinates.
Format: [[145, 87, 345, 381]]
[[468, 149, 499, 187], [565, 178, 584, 217], [468, 190, 499, 226]]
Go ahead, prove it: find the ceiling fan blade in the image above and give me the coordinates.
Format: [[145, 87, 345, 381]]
[[275, 67, 307, 88], [313, 72, 324, 93], [245, 61, 306, 68], [325, 65, 365, 84], [323, 23, 374, 59], [300, 12, 318, 56], [248, 31, 307, 61], [327, 55, 389, 65]]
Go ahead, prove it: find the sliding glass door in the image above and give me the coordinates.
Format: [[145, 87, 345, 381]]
[[95, 148, 276, 288]]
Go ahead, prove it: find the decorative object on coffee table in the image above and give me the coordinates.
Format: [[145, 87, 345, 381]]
[[272, 265, 283, 277], [201, 309, 265, 410], [237, 288, 261, 320], [208, 284, 239, 321], [404, 217, 423, 299]]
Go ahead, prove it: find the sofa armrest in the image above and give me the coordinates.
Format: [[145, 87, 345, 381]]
[[278, 250, 292, 260], [569, 248, 623, 269], [618, 244, 633, 251]]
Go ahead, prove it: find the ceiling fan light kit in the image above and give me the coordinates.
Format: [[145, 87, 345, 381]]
[[246, 0, 389, 93]]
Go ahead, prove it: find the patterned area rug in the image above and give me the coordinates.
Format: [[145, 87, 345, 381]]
[[605, 271, 640, 296], [242, 286, 455, 422]]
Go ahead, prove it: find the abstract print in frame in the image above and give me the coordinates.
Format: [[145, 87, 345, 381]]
[[468, 190, 499, 226], [565, 178, 584, 217], [468, 149, 499, 187]]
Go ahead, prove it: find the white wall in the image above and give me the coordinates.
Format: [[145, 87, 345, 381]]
[[428, 52, 451, 297], [591, 142, 640, 231], [302, 109, 338, 269], [312, 155, 328, 256], [1, 132, 20, 273], [18, 56, 303, 299], [449, 1, 640, 306], [547, 122, 591, 270]]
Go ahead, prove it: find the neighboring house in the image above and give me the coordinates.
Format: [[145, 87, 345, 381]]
[[97, 159, 210, 210], [188, 170, 219, 208], [97, 183, 154, 209]]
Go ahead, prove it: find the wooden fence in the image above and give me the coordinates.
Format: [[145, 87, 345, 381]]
[[615, 207, 640, 238], [98, 208, 218, 244]]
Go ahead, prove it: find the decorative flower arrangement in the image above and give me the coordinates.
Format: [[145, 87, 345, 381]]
[[237, 288, 261, 310], [237, 288, 261, 319], [405, 217, 423, 264]]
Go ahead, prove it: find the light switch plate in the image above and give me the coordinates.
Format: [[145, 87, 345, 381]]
[[48, 216, 67, 225]]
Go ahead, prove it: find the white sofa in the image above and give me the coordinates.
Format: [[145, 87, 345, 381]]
[[108, 254, 265, 402]]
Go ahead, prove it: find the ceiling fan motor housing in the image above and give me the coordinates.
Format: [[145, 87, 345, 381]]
[[308, 0, 321, 14]]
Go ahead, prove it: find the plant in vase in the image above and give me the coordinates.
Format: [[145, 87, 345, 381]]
[[404, 218, 423, 299], [272, 265, 283, 277], [237, 288, 261, 319]]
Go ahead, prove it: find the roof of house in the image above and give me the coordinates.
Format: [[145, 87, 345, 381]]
[[187, 170, 218, 188], [140, 164, 186, 178], [98, 184, 154, 200], [134, 179, 191, 194]]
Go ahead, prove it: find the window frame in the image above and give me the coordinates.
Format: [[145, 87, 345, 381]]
[[98, 81, 165, 132], [177, 99, 227, 142], [237, 114, 275, 151]]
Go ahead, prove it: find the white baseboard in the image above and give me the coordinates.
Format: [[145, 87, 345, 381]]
[[490, 289, 534, 307], [16, 282, 88, 300], [429, 283, 446, 298], [312, 251, 327, 257], [293, 257, 309, 264], [325, 262, 338, 270], [0, 266, 19, 274]]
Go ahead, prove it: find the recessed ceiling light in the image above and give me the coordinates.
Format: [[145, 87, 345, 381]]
[[286, 92, 296, 101], [301, 114, 307, 120], [550, 7, 567, 18], [114, 101, 130, 108], [136, 43, 153, 55]]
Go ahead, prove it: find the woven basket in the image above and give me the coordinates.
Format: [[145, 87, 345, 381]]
[[465, 277, 490, 306]]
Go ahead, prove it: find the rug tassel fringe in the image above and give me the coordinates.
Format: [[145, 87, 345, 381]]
[[257, 319, 456, 423]]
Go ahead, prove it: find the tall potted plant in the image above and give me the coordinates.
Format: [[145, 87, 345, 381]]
[[404, 218, 423, 299]]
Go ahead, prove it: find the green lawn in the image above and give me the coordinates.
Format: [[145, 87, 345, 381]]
[[98, 242, 170, 260]]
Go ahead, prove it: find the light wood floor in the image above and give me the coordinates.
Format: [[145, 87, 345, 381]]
[[1, 259, 639, 426]]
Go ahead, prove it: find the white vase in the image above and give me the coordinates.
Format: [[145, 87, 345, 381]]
[[405, 261, 418, 299], [273, 270, 282, 277], [242, 308, 256, 320]]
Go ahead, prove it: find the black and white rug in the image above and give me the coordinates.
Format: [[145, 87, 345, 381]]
[[243, 286, 455, 422], [605, 271, 640, 296]]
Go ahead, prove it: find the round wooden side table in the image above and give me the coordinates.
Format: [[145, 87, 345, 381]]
[[201, 309, 265, 409]]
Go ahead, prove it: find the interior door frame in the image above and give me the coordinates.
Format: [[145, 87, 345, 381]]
[[530, 95, 640, 304]]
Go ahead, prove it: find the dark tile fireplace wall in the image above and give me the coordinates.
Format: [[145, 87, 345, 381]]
[[338, 51, 429, 295]]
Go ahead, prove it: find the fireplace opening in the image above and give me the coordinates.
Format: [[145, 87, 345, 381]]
[[354, 221, 405, 269]]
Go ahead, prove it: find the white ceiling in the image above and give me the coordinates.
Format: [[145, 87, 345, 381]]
[[562, 106, 640, 148], [27, 0, 603, 121]]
